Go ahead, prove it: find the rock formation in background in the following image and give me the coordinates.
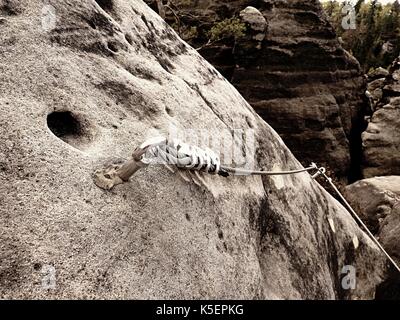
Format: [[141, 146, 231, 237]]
[[345, 177, 400, 238], [344, 59, 400, 299], [345, 176, 400, 299], [0, 0, 387, 299], [363, 61, 400, 178], [145, 0, 368, 182], [366, 67, 389, 108]]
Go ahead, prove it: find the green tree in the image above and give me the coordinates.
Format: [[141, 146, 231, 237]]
[[323, 0, 400, 71]]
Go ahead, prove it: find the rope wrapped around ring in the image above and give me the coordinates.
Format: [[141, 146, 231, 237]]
[[140, 138, 224, 175]]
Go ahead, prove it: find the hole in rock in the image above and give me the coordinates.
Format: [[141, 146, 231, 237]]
[[125, 33, 133, 45], [33, 263, 41, 271], [47, 111, 94, 150], [87, 20, 97, 29], [107, 42, 119, 53], [95, 0, 113, 12]]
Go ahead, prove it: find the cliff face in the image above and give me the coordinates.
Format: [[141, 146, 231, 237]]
[[0, 0, 386, 299], [234, 0, 367, 182], [362, 61, 400, 178], [146, 0, 368, 181]]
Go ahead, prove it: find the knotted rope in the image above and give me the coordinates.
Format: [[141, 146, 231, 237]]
[[141, 137, 222, 175], [136, 137, 317, 177]]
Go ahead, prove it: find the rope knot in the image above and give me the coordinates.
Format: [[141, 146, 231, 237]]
[[140, 137, 222, 175]]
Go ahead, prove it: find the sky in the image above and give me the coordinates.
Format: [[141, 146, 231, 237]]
[[320, 0, 396, 4]]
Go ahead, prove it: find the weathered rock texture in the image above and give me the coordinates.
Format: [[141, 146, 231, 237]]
[[345, 177, 400, 299], [0, 0, 386, 299], [345, 177, 400, 238], [362, 62, 400, 178], [145, 0, 368, 181]]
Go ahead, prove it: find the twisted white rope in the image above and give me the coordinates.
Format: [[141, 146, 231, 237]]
[[136, 137, 317, 177], [139, 137, 221, 175]]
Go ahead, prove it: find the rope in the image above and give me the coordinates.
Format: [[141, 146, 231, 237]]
[[221, 165, 317, 176], [145, 138, 221, 175], [313, 168, 400, 274], [138, 137, 318, 177]]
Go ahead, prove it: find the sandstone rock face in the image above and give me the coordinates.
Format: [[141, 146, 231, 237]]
[[345, 177, 400, 300], [234, 6, 267, 60], [239, 6, 267, 37], [362, 62, 400, 178], [0, 0, 386, 299], [362, 100, 400, 178], [381, 57, 400, 104], [145, 0, 368, 181], [345, 177, 400, 236], [367, 78, 385, 109]]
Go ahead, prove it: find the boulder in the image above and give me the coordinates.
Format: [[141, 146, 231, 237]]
[[233, 6, 267, 66], [362, 100, 400, 178], [362, 57, 400, 178], [345, 176, 400, 299], [367, 67, 389, 81], [367, 78, 385, 107], [383, 83, 400, 96], [0, 0, 386, 299], [345, 177, 400, 235], [239, 6, 267, 34], [345, 178, 400, 284]]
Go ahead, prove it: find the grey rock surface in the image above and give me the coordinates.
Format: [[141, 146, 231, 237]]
[[239, 6, 267, 33], [367, 67, 389, 81], [367, 78, 385, 108], [345, 177, 400, 263], [0, 0, 386, 299], [362, 59, 400, 178], [362, 100, 400, 178]]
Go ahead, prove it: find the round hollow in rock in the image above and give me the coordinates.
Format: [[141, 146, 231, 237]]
[[47, 111, 94, 150]]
